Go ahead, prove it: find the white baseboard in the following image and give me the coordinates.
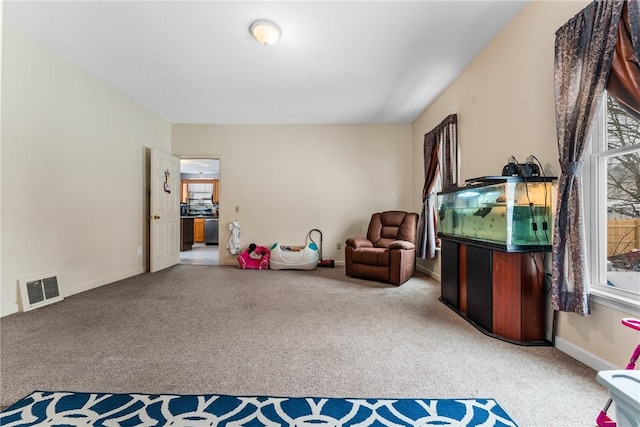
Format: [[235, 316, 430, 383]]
[[0, 303, 19, 317], [219, 260, 346, 268], [70, 267, 147, 296], [2, 267, 147, 318], [554, 336, 618, 372]]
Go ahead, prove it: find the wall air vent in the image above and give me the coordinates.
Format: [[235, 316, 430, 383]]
[[18, 273, 62, 312]]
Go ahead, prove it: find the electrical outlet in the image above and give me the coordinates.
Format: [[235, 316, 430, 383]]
[[336, 243, 341, 250], [137, 246, 143, 256]]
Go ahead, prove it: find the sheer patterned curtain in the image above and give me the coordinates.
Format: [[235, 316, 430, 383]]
[[552, 0, 624, 315], [417, 114, 457, 259]]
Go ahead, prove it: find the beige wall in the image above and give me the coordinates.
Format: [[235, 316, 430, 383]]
[[412, 0, 635, 369], [1, 23, 171, 315], [0, 1, 4, 317], [172, 124, 413, 265], [1, 1, 634, 371], [556, 304, 640, 369]]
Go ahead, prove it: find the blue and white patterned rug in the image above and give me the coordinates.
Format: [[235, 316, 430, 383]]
[[0, 391, 518, 426]]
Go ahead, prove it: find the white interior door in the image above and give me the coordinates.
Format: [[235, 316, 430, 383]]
[[150, 148, 180, 272]]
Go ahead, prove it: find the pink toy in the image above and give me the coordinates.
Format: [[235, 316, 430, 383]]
[[596, 318, 640, 427], [237, 243, 270, 270]]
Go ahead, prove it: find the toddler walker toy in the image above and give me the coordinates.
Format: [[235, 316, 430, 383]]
[[309, 228, 335, 268], [596, 317, 640, 427]]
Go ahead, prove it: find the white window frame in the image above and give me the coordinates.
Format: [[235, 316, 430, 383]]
[[585, 95, 640, 316]]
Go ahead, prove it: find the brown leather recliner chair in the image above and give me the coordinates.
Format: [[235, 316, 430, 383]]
[[345, 211, 419, 286]]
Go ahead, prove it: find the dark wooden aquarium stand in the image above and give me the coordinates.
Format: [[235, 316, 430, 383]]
[[439, 236, 550, 346]]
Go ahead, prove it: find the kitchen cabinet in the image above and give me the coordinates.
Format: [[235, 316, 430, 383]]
[[181, 179, 217, 203], [194, 218, 205, 243], [181, 182, 188, 203], [212, 179, 219, 203], [188, 183, 212, 193]]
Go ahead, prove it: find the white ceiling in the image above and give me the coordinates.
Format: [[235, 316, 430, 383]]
[[4, 1, 528, 124]]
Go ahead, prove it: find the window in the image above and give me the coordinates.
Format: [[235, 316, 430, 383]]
[[586, 94, 640, 313]]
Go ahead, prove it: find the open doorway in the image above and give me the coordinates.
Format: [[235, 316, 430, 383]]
[[179, 158, 220, 266]]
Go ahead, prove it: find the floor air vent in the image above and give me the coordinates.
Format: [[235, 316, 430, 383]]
[[18, 273, 63, 312]]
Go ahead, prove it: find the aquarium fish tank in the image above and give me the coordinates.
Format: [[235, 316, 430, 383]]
[[437, 176, 556, 251]]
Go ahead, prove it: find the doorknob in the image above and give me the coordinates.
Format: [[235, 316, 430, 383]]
[[149, 215, 160, 220]]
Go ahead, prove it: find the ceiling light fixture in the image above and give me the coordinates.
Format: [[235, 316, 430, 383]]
[[249, 19, 281, 46]]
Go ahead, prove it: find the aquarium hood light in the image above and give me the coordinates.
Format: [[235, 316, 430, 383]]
[[458, 191, 480, 198]]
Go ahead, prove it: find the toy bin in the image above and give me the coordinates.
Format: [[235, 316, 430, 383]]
[[269, 242, 318, 270], [597, 370, 640, 427]]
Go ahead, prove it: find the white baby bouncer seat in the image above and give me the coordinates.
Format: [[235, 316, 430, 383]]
[[269, 231, 319, 270]]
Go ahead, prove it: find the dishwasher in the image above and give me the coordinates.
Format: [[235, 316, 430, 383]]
[[205, 219, 219, 245]]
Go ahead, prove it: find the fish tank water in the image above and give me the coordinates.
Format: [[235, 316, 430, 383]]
[[437, 176, 556, 251]]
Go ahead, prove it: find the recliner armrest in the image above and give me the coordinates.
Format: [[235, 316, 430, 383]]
[[388, 240, 415, 250], [345, 237, 373, 249]]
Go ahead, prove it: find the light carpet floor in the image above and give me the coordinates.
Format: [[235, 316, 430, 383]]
[[0, 265, 608, 426]]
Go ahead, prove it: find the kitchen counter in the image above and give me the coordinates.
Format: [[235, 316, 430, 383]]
[[180, 217, 194, 251], [181, 217, 218, 247]]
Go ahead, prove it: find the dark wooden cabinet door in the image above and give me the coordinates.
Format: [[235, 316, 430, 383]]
[[466, 245, 493, 332], [180, 218, 194, 251], [441, 240, 459, 308]]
